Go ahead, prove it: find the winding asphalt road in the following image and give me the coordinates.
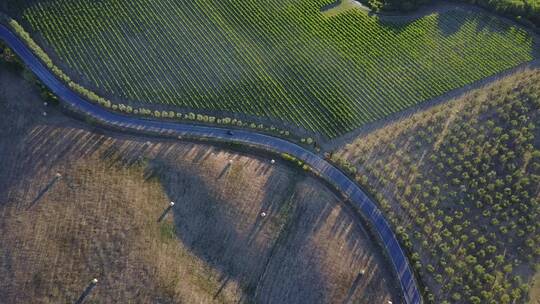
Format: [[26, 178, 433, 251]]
[[0, 24, 421, 304]]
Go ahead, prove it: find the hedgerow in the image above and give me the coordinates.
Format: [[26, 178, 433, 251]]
[[2, 17, 299, 141]]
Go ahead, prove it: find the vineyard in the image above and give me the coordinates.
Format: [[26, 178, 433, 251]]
[[19, 0, 538, 137], [333, 68, 540, 303]]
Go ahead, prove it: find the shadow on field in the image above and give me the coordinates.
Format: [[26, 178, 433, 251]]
[[1, 118, 394, 302], [26, 173, 61, 209], [142, 155, 391, 303], [144, 155, 319, 301], [0, 63, 54, 207], [371, 1, 540, 54], [435, 9, 531, 37], [0, 64, 396, 303], [0, 0, 51, 19]]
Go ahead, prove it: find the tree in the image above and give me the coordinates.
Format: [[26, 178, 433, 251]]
[[451, 292, 461, 301], [470, 296, 481, 304]]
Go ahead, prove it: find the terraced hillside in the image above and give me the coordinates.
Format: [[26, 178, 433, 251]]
[[9, 0, 538, 137]]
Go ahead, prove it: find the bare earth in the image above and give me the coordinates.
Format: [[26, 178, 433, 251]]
[[0, 64, 398, 303], [532, 270, 540, 304]]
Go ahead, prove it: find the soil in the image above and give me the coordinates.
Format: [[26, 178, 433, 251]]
[[0, 63, 398, 303], [532, 270, 540, 304]]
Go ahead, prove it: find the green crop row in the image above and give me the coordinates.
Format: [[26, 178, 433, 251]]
[[18, 0, 539, 137], [3, 17, 305, 142]]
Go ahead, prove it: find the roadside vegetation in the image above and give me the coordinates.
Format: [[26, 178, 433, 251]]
[[1, 13, 302, 143], [1, 1, 539, 303], [333, 68, 540, 303], [0, 60, 397, 303], [3, 0, 534, 138]]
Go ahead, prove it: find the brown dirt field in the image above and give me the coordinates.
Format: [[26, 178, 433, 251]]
[[532, 270, 540, 304], [0, 64, 398, 303]]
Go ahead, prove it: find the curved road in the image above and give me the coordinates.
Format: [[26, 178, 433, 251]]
[[0, 25, 421, 304]]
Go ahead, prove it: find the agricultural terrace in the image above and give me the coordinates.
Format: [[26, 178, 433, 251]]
[[17, 0, 538, 137], [333, 68, 540, 303]]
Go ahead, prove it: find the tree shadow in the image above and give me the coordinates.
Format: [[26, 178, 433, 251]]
[[148, 155, 398, 303], [371, 2, 540, 49], [1, 116, 400, 303], [0, 0, 52, 19], [321, 0, 343, 12], [0, 65, 54, 207], [217, 162, 232, 179], [26, 173, 61, 209], [435, 8, 527, 37], [434, 9, 468, 37], [154, 158, 318, 302], [0, 62, 399, 303]]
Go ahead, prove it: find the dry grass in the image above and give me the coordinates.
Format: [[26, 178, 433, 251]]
[[333, 67, 540, 303], [0, 64, 397, 303]]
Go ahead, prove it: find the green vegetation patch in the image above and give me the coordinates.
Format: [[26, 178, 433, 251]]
[[21, 0, 537, 137], [365, 0, 540, 30], [159, 221, 177, 242], [334, 69, 540, 303]]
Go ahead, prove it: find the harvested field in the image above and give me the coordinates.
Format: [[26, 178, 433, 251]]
[[0, 63, 397, 303]]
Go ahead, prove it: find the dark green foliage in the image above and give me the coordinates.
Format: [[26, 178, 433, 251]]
[[0, 0, 49, 18], [0, 40, 23, 68], [462, 0, 540, 29], [14, 0, 536, 138], [364, 0, 540, 30]]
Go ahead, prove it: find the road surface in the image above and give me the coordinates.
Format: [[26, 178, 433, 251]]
[[0, 24, 421, 304]]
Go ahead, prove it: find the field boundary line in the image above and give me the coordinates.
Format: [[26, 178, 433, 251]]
[[1, 24, 422, 304]]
